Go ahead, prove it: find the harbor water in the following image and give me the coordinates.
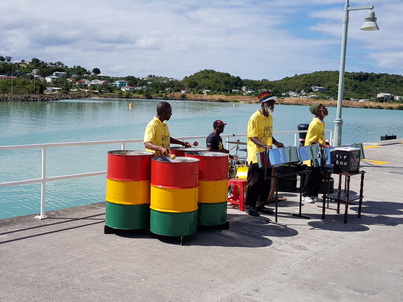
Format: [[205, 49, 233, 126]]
[[1, 98, 402, 219]]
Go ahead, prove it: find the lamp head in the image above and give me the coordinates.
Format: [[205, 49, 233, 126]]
[[360, 10, 379, 31]]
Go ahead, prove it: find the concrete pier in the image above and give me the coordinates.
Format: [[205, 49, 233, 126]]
[[1, 139, 402, 302]]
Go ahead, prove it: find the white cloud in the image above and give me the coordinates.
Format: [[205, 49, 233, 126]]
[[0, 0, 402, 80]]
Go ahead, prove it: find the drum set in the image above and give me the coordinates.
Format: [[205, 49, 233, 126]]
[[228, 140, 248, 179]]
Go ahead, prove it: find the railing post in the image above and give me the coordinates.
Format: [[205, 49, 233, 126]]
[[35, 147, 47, 219]]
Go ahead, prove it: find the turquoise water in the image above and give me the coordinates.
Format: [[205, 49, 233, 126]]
[[1, 99, 402, 219]]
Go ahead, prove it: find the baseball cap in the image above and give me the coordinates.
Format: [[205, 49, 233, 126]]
[[213, 120, 227, 128]]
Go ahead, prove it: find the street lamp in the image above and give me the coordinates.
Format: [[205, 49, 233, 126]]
[[333, 0, 379, 146], [11, 65, 14, 94]]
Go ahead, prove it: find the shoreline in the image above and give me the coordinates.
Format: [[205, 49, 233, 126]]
[[1, 93, 402, 110], [164, 93, 403, 110]]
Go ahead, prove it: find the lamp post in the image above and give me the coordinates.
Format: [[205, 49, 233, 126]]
[[11, 65, 14, 94], [333, 0, 379, 146]]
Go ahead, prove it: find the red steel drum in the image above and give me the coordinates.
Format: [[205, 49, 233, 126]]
[[107, 150, 153, 181], [169, 147, 208, 156], [151, 157, 199, 188], [185, 151, 229, 181]]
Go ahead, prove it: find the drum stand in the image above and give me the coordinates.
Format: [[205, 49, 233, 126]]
[[264, 163, 312, 226], [291, 169, 311, 219]]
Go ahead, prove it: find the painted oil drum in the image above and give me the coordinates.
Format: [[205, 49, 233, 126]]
[[105, 150, 153, 230], [185, 151, 229, 226], [169, 147, 208, 157], [151, 156, 199, 188], [107, 150, 153, 181], [150, 156, 199, 237], [185, 151, 229, 180]]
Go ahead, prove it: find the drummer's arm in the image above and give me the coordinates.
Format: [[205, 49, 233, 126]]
[[250, 137, 272, 150], [144, 141, 168, 155], [170, 137, 191, 147], [272, 137, 284, 148]]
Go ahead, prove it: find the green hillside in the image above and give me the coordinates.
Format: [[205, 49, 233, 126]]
[[270, 71, 403, 100], [1, 56, 403, 101], [182, 69, 403, 100]]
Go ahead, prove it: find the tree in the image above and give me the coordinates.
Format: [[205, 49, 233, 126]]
[[181, 69, 244, 93], [92, 68, 101, 75], [124, 76, 140, 87], [69, 66, 89, 77], [31, 58, 42, 66]]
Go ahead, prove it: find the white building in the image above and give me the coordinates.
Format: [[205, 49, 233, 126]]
[[121, 86, 135, 92], [53, 71, 67, 77], [46, 87, 62, 92], [45, 76, 58, 83]]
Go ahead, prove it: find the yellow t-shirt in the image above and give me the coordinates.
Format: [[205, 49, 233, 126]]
[[305, 117, 325, 146], [304, 117, 325, 166], [247, 110, 273, 164], [143, 116, 170, 157]]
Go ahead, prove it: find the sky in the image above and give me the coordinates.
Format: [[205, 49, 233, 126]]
[[1, 0, 402, 81]]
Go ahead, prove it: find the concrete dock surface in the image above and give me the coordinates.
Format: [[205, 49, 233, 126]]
[[1, 139, 402, 302]]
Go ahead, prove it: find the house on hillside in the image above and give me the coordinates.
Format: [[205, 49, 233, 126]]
[[312, 86, 325, 92], [377, 93, 394, 101], [53, 71, 67, 77], [90, 79, 108, 86], [115, 80, 127, 88], [77, 79, 91, 86], [284, 91, 300, 97], [121, 86, 134, 92], [46, 87, 62, 93], [45, 76, 58, 83]]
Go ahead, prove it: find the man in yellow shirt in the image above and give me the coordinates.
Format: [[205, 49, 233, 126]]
[[245, 92, 284, 217], [302, 103, 330, 203], [144, 102, 190, 156]]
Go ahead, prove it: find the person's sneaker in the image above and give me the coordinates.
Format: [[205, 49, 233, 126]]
[[302, 196, 315, 203], [246, 208, 260, 217], [257, 207, 274, 215], [313, 196, 323, 203]]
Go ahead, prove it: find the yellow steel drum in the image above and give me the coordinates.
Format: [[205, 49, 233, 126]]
[[106, 179, 150, 205], [198, 179, 228, 203], [150, 185, 198, 213]]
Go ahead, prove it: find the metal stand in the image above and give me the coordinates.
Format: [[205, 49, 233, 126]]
[[322, 170, 365, 223], [291, 170, 311, 219], [264, 163, 311, 224]]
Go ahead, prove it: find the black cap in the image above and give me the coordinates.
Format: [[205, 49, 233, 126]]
[[213, 120, 227, 128]]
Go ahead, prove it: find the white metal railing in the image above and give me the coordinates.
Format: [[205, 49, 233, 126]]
[[0, 129, 332, 220]]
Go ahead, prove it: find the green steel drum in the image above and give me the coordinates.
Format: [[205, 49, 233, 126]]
[[186, 151, 229, 227], [150, 157, 199, 236], [105, 150, 153, 231]]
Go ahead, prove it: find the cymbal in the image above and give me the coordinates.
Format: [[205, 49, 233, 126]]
[[227, 141, 247, 145]]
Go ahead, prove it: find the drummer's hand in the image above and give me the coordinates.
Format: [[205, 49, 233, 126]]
[[160, 146, 169, 155], [182, 141, 191, 148], [275, 142, 284, 148], [265, 145, 272, 150]]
